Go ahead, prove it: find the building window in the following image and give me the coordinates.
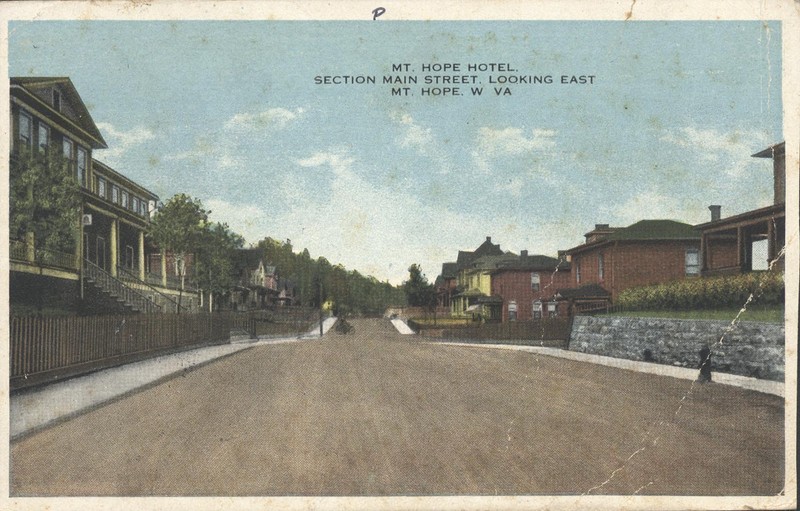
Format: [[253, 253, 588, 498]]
[[598, 254, 604, 281], [685, 248, 700, 276], [121, 190, 129, 209], [18, 111, 32, 147], [576, 261, 581, 284], [508, 300, 517, 321], [111, 185, 120, 204], [38, 124, 49, 152], [141, 200, 149, 217], [132, 197, 140, 213], [531, 272, 540, 292], [547, 302, 558, 317], [76, 147, 87, 187], [532, 300, 542, 320], [62, 137, 74, 177], [53, 90, 61, 111], [98, 177, 106, 199]]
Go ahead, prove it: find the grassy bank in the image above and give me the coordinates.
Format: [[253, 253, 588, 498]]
[[605, 307, 783, 324]]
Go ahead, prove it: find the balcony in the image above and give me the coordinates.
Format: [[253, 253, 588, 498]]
[[10, 239, 78, 271]]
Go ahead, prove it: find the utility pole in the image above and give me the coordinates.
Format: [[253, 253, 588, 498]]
[[318, 281, 324, 337]]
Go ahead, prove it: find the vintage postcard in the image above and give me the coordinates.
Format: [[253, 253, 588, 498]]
[[1, 1, 797, 510]]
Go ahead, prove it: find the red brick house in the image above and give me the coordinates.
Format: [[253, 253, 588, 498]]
[[564, 220, 704, 302], [696, 142, 786, 275], [490, 251, 572, 321], [434, 262, 458, 309]]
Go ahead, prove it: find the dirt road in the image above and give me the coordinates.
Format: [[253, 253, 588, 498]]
[[11, 318, 784, 496]]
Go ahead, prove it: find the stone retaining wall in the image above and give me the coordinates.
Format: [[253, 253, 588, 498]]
[[569, 316, 785, 381]]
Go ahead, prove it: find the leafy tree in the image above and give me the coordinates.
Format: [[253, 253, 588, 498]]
[[10, 146, 80, 258], [148, 193, 209, 311], [403, 264, 436, 308], [195, 222, 245, 311]]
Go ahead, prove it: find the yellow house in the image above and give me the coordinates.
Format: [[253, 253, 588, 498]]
[[449, 237, 516, 320]]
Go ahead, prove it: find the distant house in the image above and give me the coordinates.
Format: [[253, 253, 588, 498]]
[[451, 236, 518, 321], [227, 248, 278, 310], [450, 236, 506, 317], [276, 278, 297, 307], [564, 220, 704, 303], [9, 76, 196, 314], [696, 142, 786, 275], [490, 251, 572, 321], [434, 262, 458, 309]]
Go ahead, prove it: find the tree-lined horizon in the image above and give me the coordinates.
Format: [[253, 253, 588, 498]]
[[152, 193, 407, 314]]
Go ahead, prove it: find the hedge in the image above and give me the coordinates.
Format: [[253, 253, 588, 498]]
[[616, 271, 784, 310]]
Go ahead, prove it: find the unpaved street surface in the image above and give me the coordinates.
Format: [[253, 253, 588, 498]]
[[11, 319, 784, 496]]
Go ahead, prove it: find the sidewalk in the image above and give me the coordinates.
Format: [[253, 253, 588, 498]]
[[388, 318, 783, 398], [10, 317, 338, 440], [426, 341, 785, 398]]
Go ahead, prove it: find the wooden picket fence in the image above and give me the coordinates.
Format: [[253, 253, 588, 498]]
[[10, 313, 232, 390], [433, 317, 574, 348]]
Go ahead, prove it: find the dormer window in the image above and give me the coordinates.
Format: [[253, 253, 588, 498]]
[[53, 90, 61, 111]]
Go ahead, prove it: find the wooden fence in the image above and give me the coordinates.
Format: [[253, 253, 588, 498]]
[[431, 318, 573, 348], [10, 313, 232, 390], [229, 307, 318, 338]]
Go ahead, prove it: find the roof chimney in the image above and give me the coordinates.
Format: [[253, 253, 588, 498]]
[[709, 205, 721, 222], [520, 250, 528, 258], [595, 224, 610, 230], [486, 236, 491, 242]]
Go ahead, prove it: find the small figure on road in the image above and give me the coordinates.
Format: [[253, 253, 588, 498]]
[[698, 346, 712, 383]]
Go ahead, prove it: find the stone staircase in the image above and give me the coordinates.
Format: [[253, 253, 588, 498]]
[[83, 260, 162, 314]]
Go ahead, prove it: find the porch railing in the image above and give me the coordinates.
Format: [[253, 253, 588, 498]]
[[9, 238, 78, 271], [116, 265, 181, 313], [83, 260, 161, 314]]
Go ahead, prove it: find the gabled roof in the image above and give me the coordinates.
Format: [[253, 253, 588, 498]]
[[440, 262, 458, 279], [565, 220, 699, 255], [455, 237, 504, 270], [11, 76, 108, 149], [468, 253, 518, 270]]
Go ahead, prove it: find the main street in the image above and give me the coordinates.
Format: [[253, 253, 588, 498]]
[[11, 319, 784, 496]]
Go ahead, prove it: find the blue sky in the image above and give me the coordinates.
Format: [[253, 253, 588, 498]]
[[8, 20, 783, 284]]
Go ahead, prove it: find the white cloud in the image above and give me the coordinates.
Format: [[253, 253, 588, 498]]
[[205, 198, 269, 245], [296, 150, 355, 178], [660, 126, 771, 178], [388, 111, 454, 175], [471, 126, 558, 175], [224, 107, 305, 131], [475, 127, 557, 156], [94, 122, 155, 164], [389, 111, 433, 149], [164, 136, 237, 169]]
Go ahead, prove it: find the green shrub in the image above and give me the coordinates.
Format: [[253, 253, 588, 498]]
[[617, 271, 784, 311]]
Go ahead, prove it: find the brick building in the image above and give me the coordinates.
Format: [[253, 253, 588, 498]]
[[490, 251, 572, 321], [564, 220, 703, 302]]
